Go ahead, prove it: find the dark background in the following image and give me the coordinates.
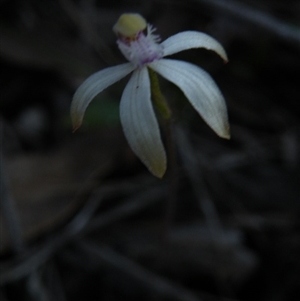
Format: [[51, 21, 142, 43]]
[[1, 0, 300, 300]]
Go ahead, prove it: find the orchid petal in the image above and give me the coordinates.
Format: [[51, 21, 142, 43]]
[[162, 31, 228, 62], [149, 59, 230, 138], [120, 68, 166, 177], [71, 63, 134, 131]]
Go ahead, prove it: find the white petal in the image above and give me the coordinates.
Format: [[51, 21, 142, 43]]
[[120, 68, 166, 178], [71, 63, 134, 130], [162, 31, 228, 62], [149, 59, 230, 138]]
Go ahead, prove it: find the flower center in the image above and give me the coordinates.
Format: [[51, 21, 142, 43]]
[[113, 14, 163, 67]]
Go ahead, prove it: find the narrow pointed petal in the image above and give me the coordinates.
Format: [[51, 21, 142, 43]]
[[71, 63, 134, 131], [149, 59, 230, 138], [120, 68, 166, 178], [162, 31, 228, 62]]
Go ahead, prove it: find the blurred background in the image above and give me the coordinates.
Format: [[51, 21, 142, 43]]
[[1, 0, 300, 300]]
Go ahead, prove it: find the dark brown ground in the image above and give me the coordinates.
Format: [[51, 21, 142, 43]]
[[1, 1, 300, 300]]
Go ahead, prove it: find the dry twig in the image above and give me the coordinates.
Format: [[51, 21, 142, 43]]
[[197, 0, 300, 46], [76, 240, 203, 301]]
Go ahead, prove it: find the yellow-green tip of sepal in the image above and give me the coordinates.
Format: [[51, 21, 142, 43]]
[[113, 13, 147, 37], [149, 160, 166, 179]]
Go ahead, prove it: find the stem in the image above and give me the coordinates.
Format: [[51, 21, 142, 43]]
[[147, 68, 178, 240], [163, 118, 178, 240], [147, 68, 171, 120]]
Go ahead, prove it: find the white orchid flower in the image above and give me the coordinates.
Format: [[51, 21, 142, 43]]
[[71, 13, 230, 178]]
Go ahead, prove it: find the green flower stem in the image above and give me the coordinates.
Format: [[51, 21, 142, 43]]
[[148, 67, 178, 240], [148, 68, 171, 120]]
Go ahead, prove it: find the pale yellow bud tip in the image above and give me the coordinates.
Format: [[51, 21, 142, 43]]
[[113, 13, 147, 37]]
